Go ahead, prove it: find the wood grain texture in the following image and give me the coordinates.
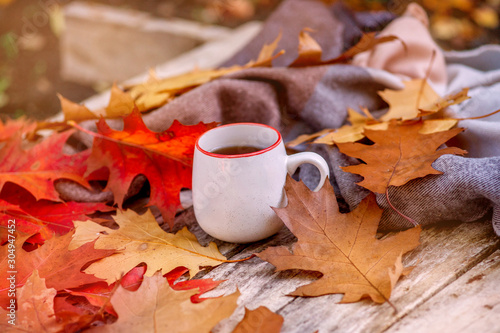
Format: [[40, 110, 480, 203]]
[[193, 220, 499, 333], [386, 250, 500, 333]]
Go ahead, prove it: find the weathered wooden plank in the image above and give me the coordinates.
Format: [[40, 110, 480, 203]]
[[385, 249, 500, 333], [194, 220, 499, 333]]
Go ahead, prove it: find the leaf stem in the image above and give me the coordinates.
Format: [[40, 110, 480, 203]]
[[385, 188, 419, 227], [454, 107, 500, 121], [416, 50, 436, 110]]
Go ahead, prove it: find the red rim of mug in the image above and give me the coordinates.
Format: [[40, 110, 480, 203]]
[[195, 123, 282, 159]]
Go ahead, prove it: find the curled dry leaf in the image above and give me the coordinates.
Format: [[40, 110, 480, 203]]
[[258, 176, 421, 304], [290, 31, 400, 67], [70, 209, 228, 283], [337, 120, 467, 194], [232, 306, 284, 333], [87, 272, 239, 333], [127, 33, 284, 112], [59, 83, 135, 123]]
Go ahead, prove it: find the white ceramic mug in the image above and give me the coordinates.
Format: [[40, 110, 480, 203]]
[[192, 123, 329, 243]]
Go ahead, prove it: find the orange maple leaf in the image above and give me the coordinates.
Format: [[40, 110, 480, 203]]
[[79, 109, 217, 226], [336, 120, 467, 194], [258, 177, 421, 304]]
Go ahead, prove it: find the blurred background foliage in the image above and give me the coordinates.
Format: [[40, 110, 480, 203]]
[[0, 0, 498, 120]]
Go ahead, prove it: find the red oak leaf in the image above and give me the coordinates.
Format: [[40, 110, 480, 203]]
[[0, 231, 114, 309], [0, 199, 114, 243], [0, 117, 36, 141], [0, 130, 90, 202], [166, 266, 224, 303], [82, 109, 217, 226]]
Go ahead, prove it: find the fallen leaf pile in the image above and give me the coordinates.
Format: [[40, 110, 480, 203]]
[[0, 26, 492, 333]]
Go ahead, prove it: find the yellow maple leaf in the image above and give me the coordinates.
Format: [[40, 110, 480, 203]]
[[70, 209, 229, 283]]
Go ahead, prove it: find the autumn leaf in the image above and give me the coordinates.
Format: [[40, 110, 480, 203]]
[[0, 271, 64, 332], [67, 265, 147, 317], [313, 108, 387, 144], [0, 117, 36, 141], [69, 265, 223, 315], [290, 31, 400, 67], [379, 79, 469, 121], [87, 272, 239, 333], [0, 198, 113, 243], [60, 83, 136, 123], [289, 28, 323, 67], [58, 93, 98, 123], [258, 177, 421, 303], [0, 231, 113, 308], [337, 120, 467, 193], [0, 130, 90, 202], [70, 209, 228, 283], [77, 109, 217, 226], [127, 34, 284, 112], [287, 108, 457, 147], [166, 266, 224, 303], [232, 306, 284, 333]]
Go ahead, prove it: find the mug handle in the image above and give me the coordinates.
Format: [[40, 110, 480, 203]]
[[286, 152, 330, 192]]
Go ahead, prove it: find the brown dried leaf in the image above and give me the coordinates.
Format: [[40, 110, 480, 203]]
[[232, 306, 284, 333], [337, 120, 466, 193], [258, 177, 421, 303]]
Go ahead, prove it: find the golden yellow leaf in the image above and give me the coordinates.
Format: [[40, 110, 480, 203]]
[[58, 93, 101, 123], [70, 209, 228, 283], [60, 84, 138, 122], [286, 128, 332, 147], [289, 28, 323, 67], [419, 118, 458, 134], [379, 79, 441, 121], [105, 83, 135, 118], [418, 88, 470, 115], [127, 33, 284, 112], [379, 80, 470, 121]]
